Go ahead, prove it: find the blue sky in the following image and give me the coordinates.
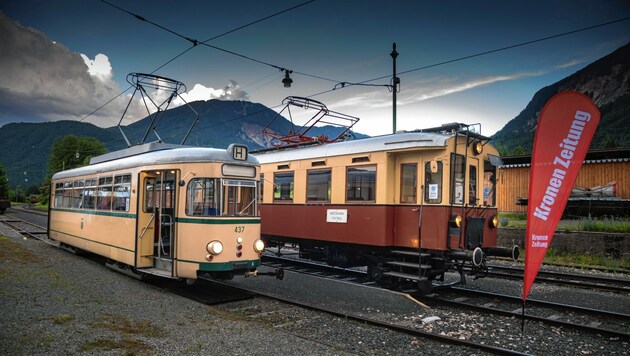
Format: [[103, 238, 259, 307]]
[[1, 0, 629, 137]]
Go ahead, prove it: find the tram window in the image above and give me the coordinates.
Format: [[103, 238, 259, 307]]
[[54, 183, 64, 208], [451, 154, 465, 204], [83, 179, 97, 210], [469, 165, 477, 205], [274, 172, 294, 202], [62, 181, 73, 208], [346, 165, 376, 202], [113, 174, 131, 211], [307, 169, 331, 202], [145, 171, 177, 213], [424, 161, 443, 204], [72, 180, 84, 208], [400, 164, 417, 204], [96, 176, 113, 210], [223, 181, 257, 216], [186, 178, 219, 216]]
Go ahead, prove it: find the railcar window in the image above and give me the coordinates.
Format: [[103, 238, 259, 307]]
[[83, 179, 97, 209], [424, 161, 443, 204], [400, 164, 417, 204], [346, 165, 376, 202], [54, 183, 64, 208], [483, 160, 496, 206], [258, 173, 264, 204], [186, 178, 219, 216], [72, 180, 84, 208], [451, 154, 465, 204], [469, 166, 477, 205], [307, 169, 331, 202], [113, 174, 131, 211], [96, 176, 113, 210], [274, 172, 294, 202]]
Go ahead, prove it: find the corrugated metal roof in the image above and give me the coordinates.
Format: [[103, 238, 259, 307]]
[[254, 132, 451, 164]]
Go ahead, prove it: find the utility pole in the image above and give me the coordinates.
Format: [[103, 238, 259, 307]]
[[390, 43, 400, 134]]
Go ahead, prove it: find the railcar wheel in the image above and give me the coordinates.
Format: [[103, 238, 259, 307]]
[[367, 263, 399, 290]]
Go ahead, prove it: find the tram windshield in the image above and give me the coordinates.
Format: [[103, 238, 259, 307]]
[[186, 178, 257, 217]]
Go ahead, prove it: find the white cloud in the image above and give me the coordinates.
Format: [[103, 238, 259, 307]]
[[173, 80, 250, 106], [329, 71, 544, 110], [0, 11, 128, 128], [80, 53, 113, 82]]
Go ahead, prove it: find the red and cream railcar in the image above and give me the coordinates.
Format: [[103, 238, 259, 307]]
[[256, 123, 518, 290], [48, 143, 267, 282]]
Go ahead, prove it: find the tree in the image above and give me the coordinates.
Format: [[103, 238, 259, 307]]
[[0, 163, 8, 198], [512, 146, 527, 155], [42, 135, 108, 206], [48, 135, 108, 175]]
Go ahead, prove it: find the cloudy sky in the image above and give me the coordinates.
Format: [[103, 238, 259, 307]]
[[1, 0, 629, 137]]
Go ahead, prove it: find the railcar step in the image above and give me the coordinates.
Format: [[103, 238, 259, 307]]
[[386, 261, 431, 269], [390, 250, 431, 257], [383, 271, 429, 282]]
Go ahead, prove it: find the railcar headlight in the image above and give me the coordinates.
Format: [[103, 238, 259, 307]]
[[472, 140, 483, 155], [450, 214, 462, 228], [206, 241, 223, 255], [489, 214, 499, 229], [253, 239, 265, 253], [236, 236, 243, 244]]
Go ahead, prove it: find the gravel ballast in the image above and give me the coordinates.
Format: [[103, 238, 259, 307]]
[[1, 214, 628, 355]]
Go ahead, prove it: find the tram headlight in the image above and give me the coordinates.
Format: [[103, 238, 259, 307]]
[[489, 214, 499, 229], [449, 214, 462, 228], [236, 236, 243, 244], [253, 239, 265, 253], [206, 241, 223, 255]]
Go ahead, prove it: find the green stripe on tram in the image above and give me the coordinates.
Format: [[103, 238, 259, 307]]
[[176, 217, 260, 225], [50, 208, 136, 219], [178, 259, 260, 271]]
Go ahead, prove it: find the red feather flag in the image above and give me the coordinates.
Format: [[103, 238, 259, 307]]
[[523, 91, 600, 301]]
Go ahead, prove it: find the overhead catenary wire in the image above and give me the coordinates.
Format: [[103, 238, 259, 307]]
[[313, 15, 630, 97], [81, 0, 318, 123], [86, 2, 629, 141]]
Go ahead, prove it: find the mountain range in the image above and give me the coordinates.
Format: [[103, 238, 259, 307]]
[[491, 42, 630, 154], [0, 100, 366, 186], [1, 42, 628, 187]]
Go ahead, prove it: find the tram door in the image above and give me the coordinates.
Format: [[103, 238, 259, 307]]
[[137, 170, 178, 274]]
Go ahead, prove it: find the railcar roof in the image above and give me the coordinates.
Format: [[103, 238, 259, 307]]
[[52, 144, 258, 180], [254, 131, 451, 164]]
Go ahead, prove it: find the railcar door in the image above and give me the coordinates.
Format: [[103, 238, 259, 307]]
[[136, 170, 178, 276]]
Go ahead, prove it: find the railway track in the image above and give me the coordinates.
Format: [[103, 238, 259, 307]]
[[417, 288, 630, 340], [485, 264, 630, 293]]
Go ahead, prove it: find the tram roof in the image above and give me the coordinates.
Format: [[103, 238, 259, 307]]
[[254, 131, 453, 164], [52, 143, 258, 180]]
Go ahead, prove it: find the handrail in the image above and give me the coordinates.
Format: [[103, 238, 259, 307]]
[[139, 213, 155, 239]]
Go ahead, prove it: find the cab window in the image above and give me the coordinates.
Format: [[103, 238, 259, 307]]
[[400, 164, 417, 204]]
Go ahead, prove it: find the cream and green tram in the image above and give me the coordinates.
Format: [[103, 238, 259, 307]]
[[48, 143, 265, 282]]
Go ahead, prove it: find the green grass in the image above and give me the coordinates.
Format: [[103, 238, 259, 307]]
[[539, 249, 630, 270], [498, 214, 630, 233]]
